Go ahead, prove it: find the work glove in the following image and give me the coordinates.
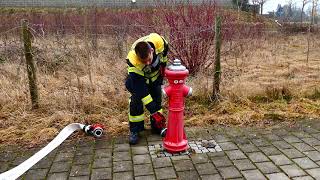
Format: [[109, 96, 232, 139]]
[[151, 112, 166, 130]]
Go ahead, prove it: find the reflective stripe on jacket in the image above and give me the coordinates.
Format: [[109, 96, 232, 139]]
[[126, 33, 169, 84], [125, 33, 169, 114]]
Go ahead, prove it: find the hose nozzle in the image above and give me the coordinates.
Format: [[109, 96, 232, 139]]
[[83, 124, 104, 138]]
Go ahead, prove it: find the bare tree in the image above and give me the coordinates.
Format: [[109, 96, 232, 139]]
[[311, 0, 319, 24], [252, 0, 268, 14], [235, 0, 245, 19], [301, 0, 310, 24]]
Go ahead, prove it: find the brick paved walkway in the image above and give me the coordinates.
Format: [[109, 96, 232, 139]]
[[1, 119, 320, 180]]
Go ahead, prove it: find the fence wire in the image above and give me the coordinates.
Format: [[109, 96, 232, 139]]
[[1, 23, 320, 94]]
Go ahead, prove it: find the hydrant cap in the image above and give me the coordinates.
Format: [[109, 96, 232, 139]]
[[167, 59, 186, 71]]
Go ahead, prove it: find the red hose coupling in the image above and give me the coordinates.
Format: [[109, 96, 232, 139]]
[[83, 124, 104, 138]]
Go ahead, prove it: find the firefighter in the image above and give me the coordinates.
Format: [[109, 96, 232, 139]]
[[125, 33, 169, 145]]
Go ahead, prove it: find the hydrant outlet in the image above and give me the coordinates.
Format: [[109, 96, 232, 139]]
[[187, 87, 193, 97]]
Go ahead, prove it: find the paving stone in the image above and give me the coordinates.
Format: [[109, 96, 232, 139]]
[[170, 155, 190, 161], [49, 161, 71, 173], [177, 170, 200, 180], [263, 134, 281, 141], [113, 151, 131, 161], [226, 129, 243, 137], [58, 144, 76, 153], [292, 132, 312, 138], [47, 172, 69, 180], [201, 174, 222, 180], [74, 154, 93, 165], [148, 140, 162, 146], [114, 136, 129, 144], [293, 157, 319, 169], [292, 176, 314, 180], [214, 134, 230, 142], [269, 154, 292, 165], [133, 154, 151, 164], [248, 152, 269, 162], [31, 158, 52, 169], [69, 164, 90, 176], [306, 168, 320, 179], [54, 152, 74, 162], [134, 164, 154, 176], [304, 151, 320, 161], [302, 138, 320, 146], [154, 167, 177, 179], [225, 150, 247, 160], [114, 144, 130, 152], [256, 162, 281, 174], [131, 146, 149, 155], [238, 144, 260, 153], [233, 136, 251, 145], [92, 157, 112, 168], [94, 149, 112, 158], [191, 153, 210, 164], [233, 159, 256, 170], [0, 152, 17, 162], [152, 157, 172, 168], [11, 155, 30, 166], [210, 156, 233, 167], [251, 138, 270, 147], [219, 142, 238, 150], [272, 141, 293, 150], [91, 168, 112, 180], [259, 146, 282, 156], [218, 166, 242, 179], [280, 148, 305, 159], [173, 160, 194, 171], [282, 136, 302, 143], [94, 139, 113, 149], [75, 146, 94, 155], [241, 169, 266, 180], [272, 129, 289, 136], [245, 131, 259, 139], [77, 138, 94, 147], [147, 134, 162, 142], [113, 171, 134, 180], [280, 164, 306, 177], [113, 161, 133, 172], [266, 173, 290, 180], [68, 176, 89, 180], [195, 162, 217, 175], [24, 169, 48, 180], [135, 139, 148, 146], [207, 151, 225, 157], [302, 127, 319, 134], [134, 175, 156, 180], [292, 143, 315, 152], [0, 163, 9, 173], [312, 133, 320, 140]]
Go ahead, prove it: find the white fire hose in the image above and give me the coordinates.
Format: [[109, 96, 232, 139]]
[[0, 123, 104, 180]]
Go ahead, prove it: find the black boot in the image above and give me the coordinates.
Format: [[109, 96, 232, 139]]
[[129, 121, 144, 145], [129, 131, 139, 145]]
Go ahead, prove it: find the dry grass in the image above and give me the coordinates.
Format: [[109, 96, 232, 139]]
[[0, 32, 320, 148]]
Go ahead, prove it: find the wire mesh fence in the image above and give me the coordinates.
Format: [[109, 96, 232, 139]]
[[1, 5, 320, 113]]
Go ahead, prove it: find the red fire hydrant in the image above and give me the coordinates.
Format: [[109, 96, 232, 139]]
[[162, 59, 192, 153]]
